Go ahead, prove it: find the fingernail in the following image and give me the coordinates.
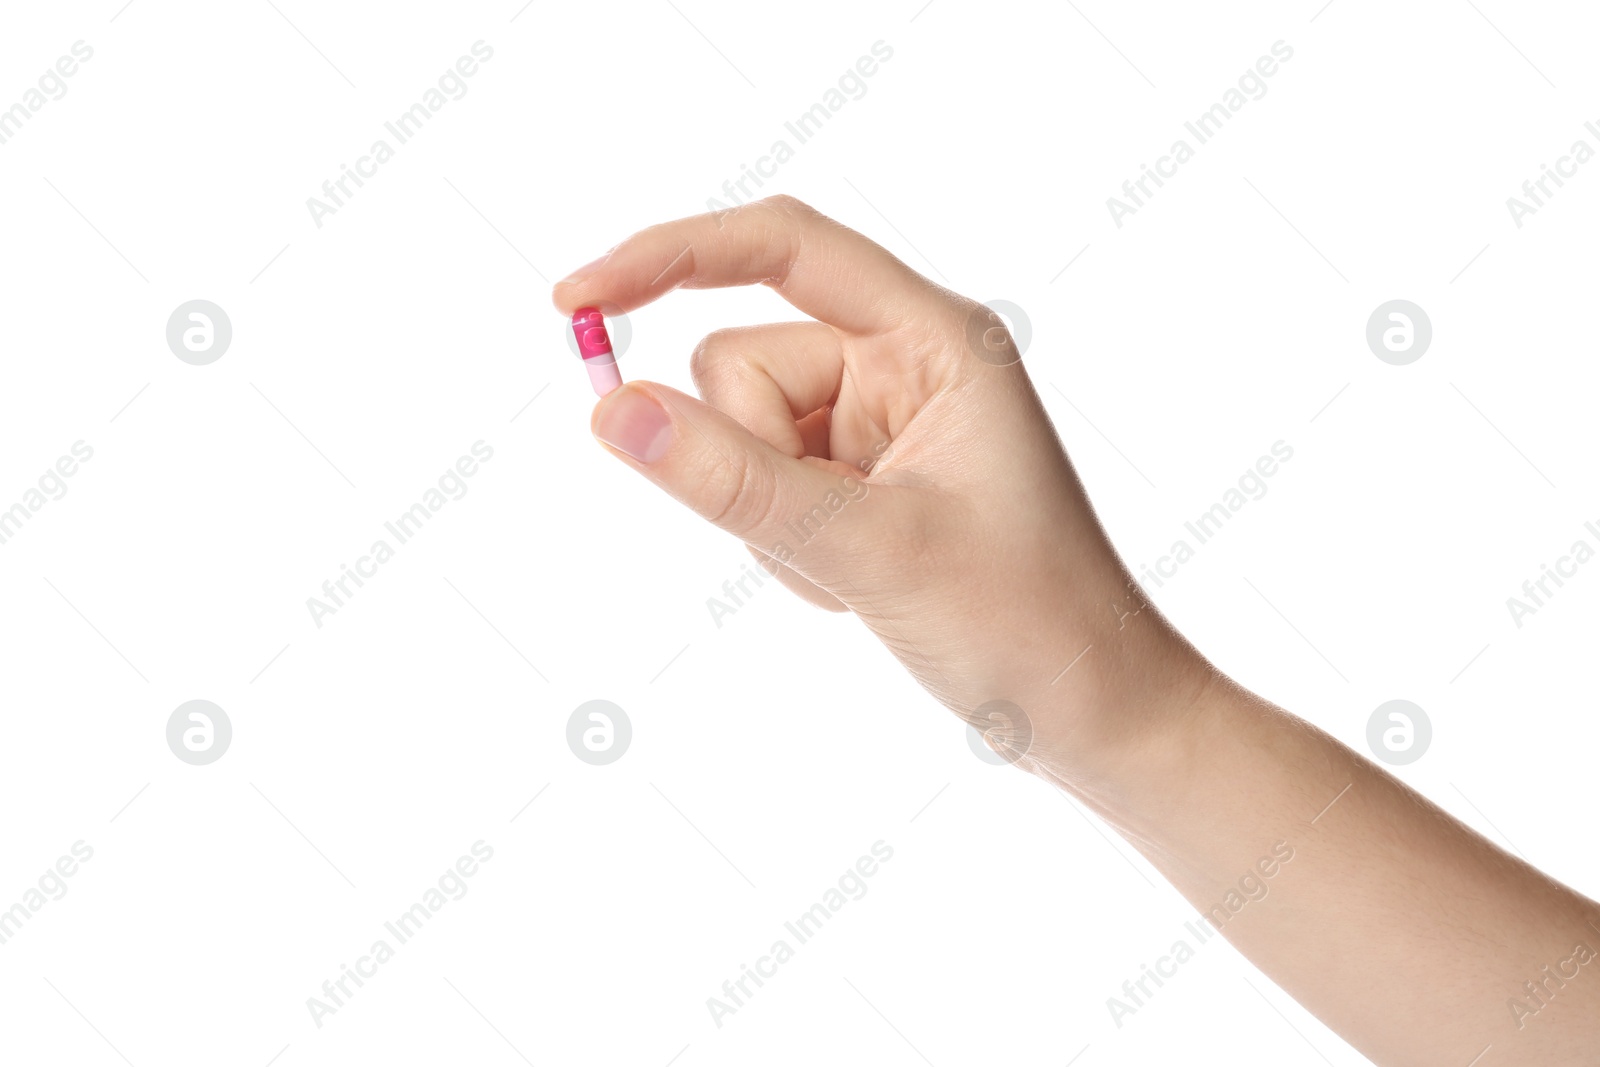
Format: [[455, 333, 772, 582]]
[[595, 388, 673, 463], [558, 252, 611, 286]]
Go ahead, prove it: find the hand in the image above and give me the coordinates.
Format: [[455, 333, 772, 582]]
[[552, 196, 1208, 780], [554, 196, 1600, 1066]]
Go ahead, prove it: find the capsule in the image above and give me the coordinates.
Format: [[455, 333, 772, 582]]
[[571, 306, 622, 397]]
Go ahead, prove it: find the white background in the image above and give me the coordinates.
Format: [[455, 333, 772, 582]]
[[1, 1, 1597, 1064]]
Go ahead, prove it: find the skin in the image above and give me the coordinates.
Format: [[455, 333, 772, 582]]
[[553, 195, 1600, 1065]]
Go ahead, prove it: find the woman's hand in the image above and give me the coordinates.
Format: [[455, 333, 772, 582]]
[[555, 195, 1600, 1066], [552, 195, 1207, 783]]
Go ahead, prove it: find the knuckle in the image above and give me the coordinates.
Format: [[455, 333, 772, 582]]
[[759, 193, 815, 218], [687, 335, 716, 387], [688, 329, 751, 394], [701, 450, 770, 533]]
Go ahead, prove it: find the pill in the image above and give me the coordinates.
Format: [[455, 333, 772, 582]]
[[571, 306, 623, 397]]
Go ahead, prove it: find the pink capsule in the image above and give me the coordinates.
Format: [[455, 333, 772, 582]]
[[572, 306, 623, 397]]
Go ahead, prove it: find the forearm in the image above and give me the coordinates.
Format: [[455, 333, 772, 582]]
[[1040, 647, 1600, 1065], [557, 196, 1598, 1062]]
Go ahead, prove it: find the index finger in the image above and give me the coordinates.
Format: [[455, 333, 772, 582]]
[[550, 195, 941, 336]]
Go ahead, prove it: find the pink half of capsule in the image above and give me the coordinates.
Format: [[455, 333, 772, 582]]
[[572, 307, 623, 397]]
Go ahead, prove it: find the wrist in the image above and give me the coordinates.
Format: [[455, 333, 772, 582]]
[[1015, 601, 1222, 810]]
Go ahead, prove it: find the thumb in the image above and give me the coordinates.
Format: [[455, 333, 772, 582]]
[[591, 381, 861, 555]]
